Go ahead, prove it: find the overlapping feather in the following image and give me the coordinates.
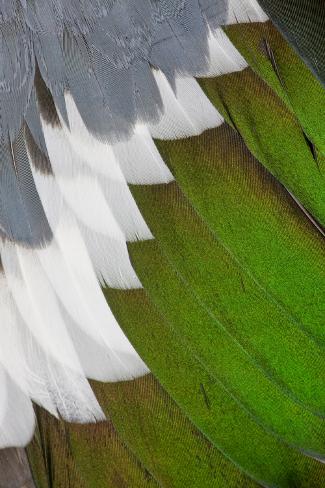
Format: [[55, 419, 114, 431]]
[[0, 0, 255, 448], [0, 1, 323, 487]]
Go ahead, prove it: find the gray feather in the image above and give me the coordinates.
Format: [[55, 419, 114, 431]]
[[0, 0, 230, 245], [0, 130, 51, 245]]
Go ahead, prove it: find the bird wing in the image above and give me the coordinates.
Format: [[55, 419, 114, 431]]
[[0, 1, 324, 487]]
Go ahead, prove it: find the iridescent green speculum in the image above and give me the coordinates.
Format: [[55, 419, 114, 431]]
[[0, 1, 324, 487]]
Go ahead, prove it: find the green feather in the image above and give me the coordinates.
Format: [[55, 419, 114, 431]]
[[8, 3, 324, 488], [28, 376, 258, 488], [257, 0, 325, 86], [199, 71, 325, 227], [224, 21, 325, 153]]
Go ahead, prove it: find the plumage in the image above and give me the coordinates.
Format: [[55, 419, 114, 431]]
[[257, 0, 325, 85], [149, 72, 224, 139], [0, 1, 323, 487]]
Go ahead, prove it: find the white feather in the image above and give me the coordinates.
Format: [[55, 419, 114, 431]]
[[0, 279, 58, 415], [202, 28, 248, 77], [31, 165, 147, 376], [1, 242, 83, 373], [59, 95, 155, 240], [43, 111, 152, 241], [0, 367, 7, 429], [0, 279, 40, 439], [99, 175, 153, 242], [23, 334, 105, 423], [0, 369, 35, 448], [0, 242, 106, 422], [226, 0, 268, 24], [63, 94, 124, 181], [40, 120, 142, 287], [0, 278, 29, 395], [64, 94, 173, 185], [38, 215, 147, 375], [150, 72, 224, 140], [113, 125, 174, 185], [33, 167, 141, 288]]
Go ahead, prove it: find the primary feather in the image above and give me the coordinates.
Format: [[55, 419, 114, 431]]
[[0, 1, 324, 487]]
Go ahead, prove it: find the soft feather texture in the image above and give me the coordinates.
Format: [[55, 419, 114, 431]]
[[113, 125, 175, 185], [149, 72, 224, 139], [0, 0, 240, 449], [257, 0, 325, 85], [0, 1, 323, 488], [226, 0, 268, 24]]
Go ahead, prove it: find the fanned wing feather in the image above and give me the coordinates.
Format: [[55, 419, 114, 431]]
[[0, 1, 323, 487], [257, 0, 325, 86]]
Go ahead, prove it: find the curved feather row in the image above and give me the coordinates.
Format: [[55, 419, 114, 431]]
[[0, 1, 323, 488], [0, 0, 262, 448]]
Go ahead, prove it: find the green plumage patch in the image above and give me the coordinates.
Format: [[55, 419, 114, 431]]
[[199, 71, 325, 227], [26, 9, 325, 488], [256, 1, 325, 85], [224, 21, 325, 153]]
